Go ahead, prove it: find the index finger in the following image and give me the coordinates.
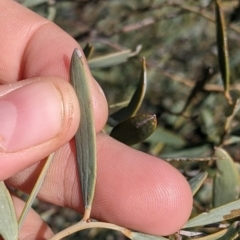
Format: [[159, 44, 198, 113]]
[[0, 0, 76, 82]]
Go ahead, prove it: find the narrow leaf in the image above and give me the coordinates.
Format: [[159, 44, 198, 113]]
[[83, 43, 94, 60], [235, 162, 240, 176], [130, 232, 169, 240], [47, 8, 56, 22], [88, 49, 131, 69], [161, 144, 211, 158], [192, 229, 227, 240], [180, 66, 213, 114], [212, 148, 240, 208], [223, 135, 240, 146], [215, 0, 231, 102], [184, 198, 240, 228], [0, 181, 18, 240], [18, 153, 55, 230], [23, 0, 48, 7], [164, 157, 219, 162], [223, 98, 240, 138], [109, 58, 147, 126], [147, 126, 186, 147], [218, 221, 240, 240], [110, 114, 157, 146], [200, 108, 219, 143], [224, 98, 240, 118], [189, 172, 208, 196], [70, 49, 97, 219], [179, 230, 203, 238]]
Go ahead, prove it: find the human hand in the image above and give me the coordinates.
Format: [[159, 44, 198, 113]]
[[0, 0, 192, 239]]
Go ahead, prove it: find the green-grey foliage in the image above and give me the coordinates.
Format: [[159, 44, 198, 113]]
[[110, 114, 157, 145], [83, 43, 94, 60], [18, 153, 55, 230], [184, 198, 240, 228], [109, 58, 147, 126], [70, 49, 97, 217], [17, 1, 240, 239], [215, 0, 231, 102], [218, 221, 240, 240], [213, 148, 240, 208], [189, 172, 208, 196], [0, 181, 18, 240], [130, 232, 169, 240], [89, 50, 132, 69]]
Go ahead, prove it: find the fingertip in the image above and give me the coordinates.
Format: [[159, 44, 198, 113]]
[[139, 161, 193, 235], [93, 135, 193, 236]]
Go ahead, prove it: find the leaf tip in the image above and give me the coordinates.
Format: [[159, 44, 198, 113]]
[[142, 57, 146, 70], [74, 48, 83, 59]]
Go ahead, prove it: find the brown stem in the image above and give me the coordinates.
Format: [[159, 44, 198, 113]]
[[48, 220, 132, 240]]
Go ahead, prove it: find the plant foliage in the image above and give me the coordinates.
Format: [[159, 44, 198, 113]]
[[2, 0, 240, 239]]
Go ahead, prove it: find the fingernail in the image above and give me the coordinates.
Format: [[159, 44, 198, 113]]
[[0, 81, 62, 152]]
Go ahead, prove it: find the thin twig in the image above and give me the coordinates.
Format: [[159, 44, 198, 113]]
[[162, 71, 240, 92], [170, 2, 240, 34], [48, 220, 131, 240]]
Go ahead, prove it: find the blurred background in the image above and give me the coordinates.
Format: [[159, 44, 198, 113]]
[[16, 0, 240, 239]]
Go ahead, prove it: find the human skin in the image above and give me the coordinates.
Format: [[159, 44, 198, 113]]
[[0, 0, 193, 239]]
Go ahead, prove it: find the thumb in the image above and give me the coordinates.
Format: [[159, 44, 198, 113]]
[[0, 77, 80, 180]]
